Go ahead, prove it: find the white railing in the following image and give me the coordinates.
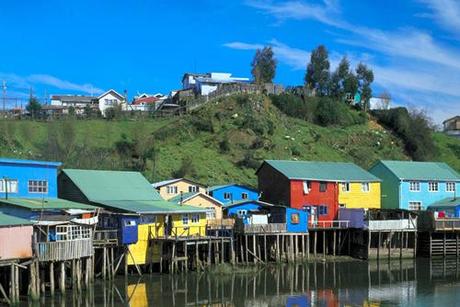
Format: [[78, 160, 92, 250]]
[[237, 223, 287, 234], [434, 219, 460, 231], [37, 239, 93, 261], [366, 218, 417, 231], [308, 220, 349, 229]]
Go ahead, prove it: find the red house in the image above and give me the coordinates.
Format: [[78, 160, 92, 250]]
[[256, 160, 376, 225]]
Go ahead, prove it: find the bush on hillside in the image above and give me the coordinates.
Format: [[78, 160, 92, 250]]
[[238, 151, 261, 169], [315, 98, 366, 127], [372, 107, 436, 161], [271, 93, 310, 120]]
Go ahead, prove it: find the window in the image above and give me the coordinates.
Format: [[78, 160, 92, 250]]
[[409, 181, 420, 192], [318, 205, 328, 215], [242, 192, 248, 200], [290, 213, 300, 224], [237, 209, 247, 217], [0, 179, 18, 193], [188, 185, 199, 193], [223, 192, 232, 200], [361, 183, 370, 192], [319, 182, 327, 192], [428, 182, 439, 192], [124, 220, 137, 227], [167, 186, 178, 194], [206, 210, 216, 219], [342, 182, 350, 192], [191, 214, 200, 223], [28, 180, 48, 193], [303, 181, 311, 194], [446, 182, 456, 192], [182, 214, 189, 225], [408, 201, 423, 211]]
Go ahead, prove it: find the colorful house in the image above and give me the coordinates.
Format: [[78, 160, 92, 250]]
[[428, 198, 460, 218], [256, 160, 381, 223], [369, 160, 460, 210], [152, 178, 206, 200], [208, 184, 259, 205], [58, 169, 208, 266], [224, 200, 308, 233], [0, 212, 33, 261], [169, 192, 224, 219]]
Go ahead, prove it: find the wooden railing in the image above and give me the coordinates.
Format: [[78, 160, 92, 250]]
[[309, 220, 349, 229], [434, 219, 460, 231], [150, 226, 207, 240], [36, 239, 93, 262], [93, 229, 119, 246], [236, 223, 286, 234], [365, 219, 417, 231], [207, 218, 235, 229]]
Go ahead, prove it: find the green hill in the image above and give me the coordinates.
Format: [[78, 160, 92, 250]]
[[0, 93, 459, 186]]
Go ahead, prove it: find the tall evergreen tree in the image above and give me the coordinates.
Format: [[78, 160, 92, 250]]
[[26, 97, 42, 118], [251, 46, 277, 84], [305, 45, 330, 96], [356, 63, 374, 111]]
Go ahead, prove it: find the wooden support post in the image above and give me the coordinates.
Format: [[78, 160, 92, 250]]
[[124, 248, 129, 276], [276, 235, 280, 262], [207, 240, 211, 267], [10, 264, 15, 303], [252, 235, 257, 264], [290, 235, 295, 263], [322, 231, 326, 257], [29, 261, 38, 300], [245, 235, 249, 264], [348, 231, 351, 256], [50, 262, 55, 296], [457, 233, 459, 258], [184, 241, 188, 271], [102, 248, 107, 280], [307, 234, 310, 261], [281, 235, 285, 262], [444, 232, 447, 257], [264, 235, 267, 263], [314, 231, 317, 258], [60, 261, 65, 294], [400, 232, 403, 259], [195, 241, 199, 270], [221, 238, 225, 264], [368, 231, 372, 260], [333, 231, 336, 257], [388, 232, 392, 259], [172, 243, 176, 273], [378, 231, 381, 260], [338, 231, 342, 256], [294, 235, 298, 262]]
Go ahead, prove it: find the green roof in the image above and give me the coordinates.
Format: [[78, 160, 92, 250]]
[[0, 198, 96, 211], [0, 212, 33, 227], [377, 160, 460, 181], [260, 160, 380, 182], [62, 169, 163, 202], [97, 200, 208, 214], [429, 198, 460, 208], [169, 192, 197, 203]]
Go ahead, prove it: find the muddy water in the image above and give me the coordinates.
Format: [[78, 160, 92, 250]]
[[26, 258, 460, 306]]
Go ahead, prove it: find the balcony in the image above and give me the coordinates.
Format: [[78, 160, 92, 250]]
[[434, 219, 460, 231], [365, 218, 417, 231], [93, 229, 119, 247], [37, 239, 93, 262], [308, 220, 350, 229], [236, 223, 286, 234]]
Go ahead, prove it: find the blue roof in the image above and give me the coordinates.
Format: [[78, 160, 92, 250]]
[[208, 184, 258, 193], [0, 158, 62, 167]]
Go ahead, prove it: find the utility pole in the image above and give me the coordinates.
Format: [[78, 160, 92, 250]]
[[2, 80, 6, 113]]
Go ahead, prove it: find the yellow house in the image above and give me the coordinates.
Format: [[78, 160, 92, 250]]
[[338, 181, 381, 209], [152, 178, 206, 200], [127, 207, 208, 266], [169, 192, 224, 219]]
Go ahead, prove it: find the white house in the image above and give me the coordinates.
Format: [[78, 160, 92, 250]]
[[98, 89, 125, 116], [50, 95, 98, 115], [181, 72, 250, 96]]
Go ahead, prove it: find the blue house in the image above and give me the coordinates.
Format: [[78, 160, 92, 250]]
[[224, 200, 308, 233], [428, 198, 460, 218], [0, 158, 61, 199], [369, 160, 460, 210], [208, 184, 259, 205]]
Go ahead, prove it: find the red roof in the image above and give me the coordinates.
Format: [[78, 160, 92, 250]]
[[133, 96, 159, 105]]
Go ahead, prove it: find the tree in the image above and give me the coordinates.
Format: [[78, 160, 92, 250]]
[[356, 63, 374, 111], [26, 97, 42, 118], [305, 45, 330, 96], [83, 104, 93, 118], [251, 46, 277, 84]]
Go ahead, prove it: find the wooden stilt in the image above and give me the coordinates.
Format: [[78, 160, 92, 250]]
[[333, 231, 336, 256], [49, 262, 55, 296], [322, 231, 326, 257], [60, 261, 65, 294], [263, 235, 267, 263], [314, 231, 317, 258]]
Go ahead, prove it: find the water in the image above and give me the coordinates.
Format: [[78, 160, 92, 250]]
[[27, 258, 460, 306]]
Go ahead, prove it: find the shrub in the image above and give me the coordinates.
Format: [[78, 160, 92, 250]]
[[238, 152, 261, 169], [219, 139, 231, 153]]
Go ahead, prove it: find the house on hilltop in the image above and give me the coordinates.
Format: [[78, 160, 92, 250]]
[[98, 89, 125, 117], [443, 116, 460, 138]]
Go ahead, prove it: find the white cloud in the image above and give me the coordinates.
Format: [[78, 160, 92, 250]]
[[224, 39, 310, 70], [0, 72, 103, 96], [418, 0, 460, 35]]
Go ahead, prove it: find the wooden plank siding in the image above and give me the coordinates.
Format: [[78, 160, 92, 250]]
[[37, 239, 93, 261]]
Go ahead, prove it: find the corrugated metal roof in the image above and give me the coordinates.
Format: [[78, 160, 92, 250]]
[[168, 192, 196, 203], [96, 200, 208, 214], [62, 169, 162, 202], [0, 198, 96, 210], [260, 160, 380, 182], [0, 158, 62, 167], [0, 212, 33, 226], [377, 160, 460, 181], [152, 178, 182, 188]]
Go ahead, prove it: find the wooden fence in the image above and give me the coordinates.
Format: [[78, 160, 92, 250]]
[[93, 229, 119, 246], [236, 223, 286, 234], [37, 239, 93, 262], [366, 219, 417, 231], [434, 219, 460, 231], [309, 220, 349, 229]]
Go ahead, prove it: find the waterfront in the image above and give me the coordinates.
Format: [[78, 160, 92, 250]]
[[24, 258, 460, 306]]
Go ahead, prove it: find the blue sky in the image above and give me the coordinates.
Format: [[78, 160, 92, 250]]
[[1, 0, 459, 123]]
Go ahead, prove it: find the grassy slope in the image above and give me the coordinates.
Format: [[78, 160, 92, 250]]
[[0, 94, 459, 187]]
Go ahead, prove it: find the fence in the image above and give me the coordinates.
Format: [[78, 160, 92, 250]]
[[434, 219, 460, 231], [93, 229, 119, 246], [149, 225, 208, 240], [37, 239, 93, 261], [365, 219, 417, 231], [236, 223, 286, 234], [308, 220, 349, 229]]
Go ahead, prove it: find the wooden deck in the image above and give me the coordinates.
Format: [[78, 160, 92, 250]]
[[236, 223, 286, 234], [93, 229, 118, 247], [434, 219, 460, 231], [366, 219, 417, 231], [309, 220, 349, 230]]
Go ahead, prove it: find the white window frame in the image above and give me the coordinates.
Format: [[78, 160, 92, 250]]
[[408, 201, 423, 211], [0, 179, 18, 193], [446, 182, 456, 192], [361, 182, 370, 192], [428, 181, 439, 192], [409, 181, 420, 192], [188, 185, 199, 193], [28, 180, 48, 194], [167, 186, 178, 194], [342, 182, 350, 192], [182, 214, 189, 225], [303, 181, 311, 194]]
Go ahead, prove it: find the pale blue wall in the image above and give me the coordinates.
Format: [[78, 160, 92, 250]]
[[0, 160, 60, 198], [400, 181, 460, 210]]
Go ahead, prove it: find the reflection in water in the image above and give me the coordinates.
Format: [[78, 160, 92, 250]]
[[36, 258, 460, 306]]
